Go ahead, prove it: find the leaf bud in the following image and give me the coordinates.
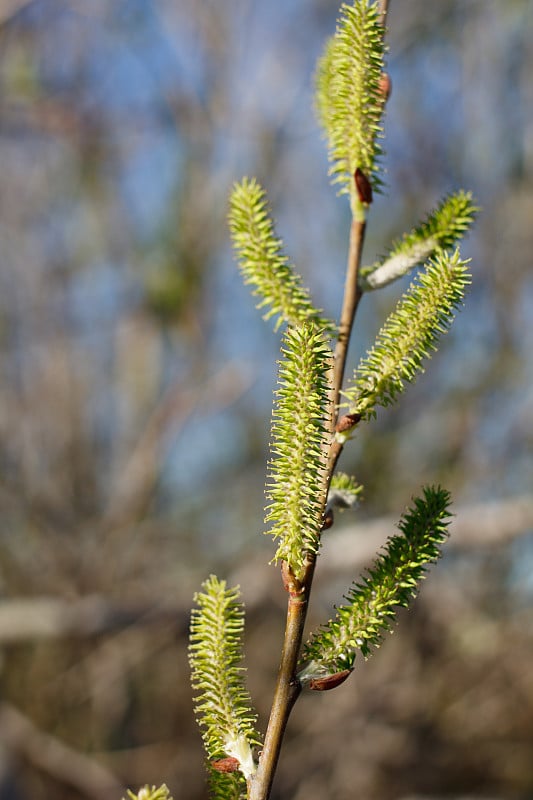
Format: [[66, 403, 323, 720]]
[[354, 168, 373, 205], [322, 508, 334, 531], [309, 669, 352, 691], [335, 412, 361, 433], [378, 71, 392, 102], [211, 757, 240, 773]]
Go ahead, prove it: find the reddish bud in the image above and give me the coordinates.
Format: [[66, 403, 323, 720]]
[[322, 508, 334, 531], [309, 669, 352, 691], [336, 412, 362, 433], [212, 757, 240, 773], [354, 168, 373, 204], [378, 71, 392, 102]]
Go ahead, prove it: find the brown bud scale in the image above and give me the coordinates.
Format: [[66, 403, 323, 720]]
[[212, 757, 240, 773], [322, 508, 334, 531], [378, 71, 392, 102], [309, 669, 352, 691], [354, 168, 373, 205], [336, 412, 362, 433]]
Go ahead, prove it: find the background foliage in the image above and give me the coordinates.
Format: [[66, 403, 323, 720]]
[[0, 1, 532, 798]]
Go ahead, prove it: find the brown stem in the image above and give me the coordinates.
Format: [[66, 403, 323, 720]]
[[332, 218, 366, 420], [250, 185, 369, 800], [378, 0, 390, 28], [250, 217, 367, 800], [248, 3, 391, 790], [250, 210, 368, 799], [248, 567, 313, 800]]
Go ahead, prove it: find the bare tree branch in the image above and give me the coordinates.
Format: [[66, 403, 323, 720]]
[[0, 0, 33, 26], [0, 595, 187, 643], [319, 494, 533, 574], [104, 360, 254, 529], [0, 703, 124, 799], [0, 497, 529, 644]]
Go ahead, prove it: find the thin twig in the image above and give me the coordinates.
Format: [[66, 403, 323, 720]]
[[249, 18, 382, 791], [378, 0, 390, 29], [248, 585, 310, 800], [0, 702, 124, 799], [249, 556, 318, 800], [104, 360, 253, 529], [0, 595, 186, 643], [332, 218, 366, 420], [250, 213, 367, 800]]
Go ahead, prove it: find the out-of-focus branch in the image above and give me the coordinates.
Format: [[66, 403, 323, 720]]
[[0, 496, 530, 645], [229, 494, 533, 604], [0, 703, 124, 799], [104, 360, 253, 528], [318, 494, 533, 574], [0, 0, 32, 25], [0, 595, 187, 643]]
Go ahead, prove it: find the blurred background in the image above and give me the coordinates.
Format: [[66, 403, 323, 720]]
[[0, 0, 532, 798]]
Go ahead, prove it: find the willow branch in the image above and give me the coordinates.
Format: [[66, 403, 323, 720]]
[[378, 0, 390, 28], [332, 218, 366, 423], [251, 219, 367, 799], [248, 567, 314, 800]]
